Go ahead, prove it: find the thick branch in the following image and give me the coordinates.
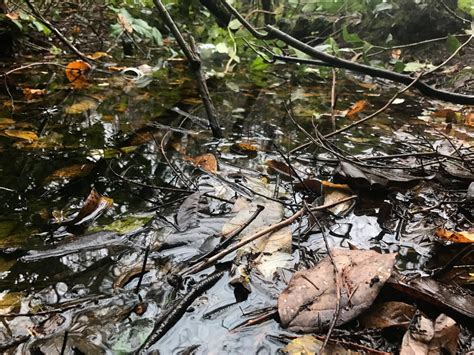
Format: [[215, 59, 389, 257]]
[[264, 25, 474, 105]]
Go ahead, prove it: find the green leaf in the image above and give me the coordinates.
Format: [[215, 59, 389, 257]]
[[151, 27, 163, 45], [393, 61, 405, 73], [446, 35, 461, 53], [228, 19, 241, 31], [250, 56, 269, 72], [32, 20, 51, 36], [215, 42, 229, 54], [458, 0, 474, 16], [342, 25, 364, 46]]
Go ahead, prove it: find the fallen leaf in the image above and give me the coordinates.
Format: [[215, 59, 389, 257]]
[[3, 129, 38, 142], [464, 111, 474, 127], [6, 12, 19, 21], [346, 100, 368, 118], [66, 188, 113, 228], [266, 160, 294, 180], [0, 292, 22, 314], [22, 88, 47, 101], [230, 142, 259, 157], [0, 118, 16, 130], [46, 163, 94, 181], [391, 49, 401, 60], [185, 153, 218, 173], [65, 60, 91, 88], [176, 192, 203, 230], [359, 301, 416, 329], [65, 99, 98, 114], [400, 313, 458, 355], [321, 181, 355, 216], [87, 51, 111, 60], [435, 228, 474, 243], [278, 249, 396, 333]]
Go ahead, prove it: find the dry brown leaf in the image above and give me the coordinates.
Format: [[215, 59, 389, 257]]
[[400, 313, 458, 355], [266, 160, 294, 180], [321, 181, 355, 216], [3, 129, 38, 142], [346, 100, 368, 118], [435, 228, 474, 243], [65, 60, 91, 89], [230, 142, 259, 157], [117, 13, 133, 33], [359, 301, 416, 329], [391, 49, 401, 60], [185, 153, 218, 173], [6, 12, 19, 21], [464, 111, 474, 127], [23, 88, 47, 101], [278, 249, 396, 333]]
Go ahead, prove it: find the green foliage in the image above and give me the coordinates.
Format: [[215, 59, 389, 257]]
[[457, 0, 474, 16], [446, 35, 462, 53], [110, 7, 163, 45]]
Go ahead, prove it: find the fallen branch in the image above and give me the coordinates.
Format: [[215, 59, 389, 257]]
[[183, 195, 357, 275], [219, 0, 474, 105]]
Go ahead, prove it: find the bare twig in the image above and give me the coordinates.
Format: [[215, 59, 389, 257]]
[[23, 0, 91, 62], [153, 0, 223, 138]]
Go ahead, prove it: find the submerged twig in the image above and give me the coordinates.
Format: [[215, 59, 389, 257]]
[[138, 270, 225, 352]]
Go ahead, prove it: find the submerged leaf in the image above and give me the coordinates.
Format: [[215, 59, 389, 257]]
[[359, 301, 416, 329], [65, 99, 98, 114], [278, 249, 396, 333], [3, 129, 38, 142], [321, 181, 355, 216], [346, 100, 368, 118], [46, 163, 94, 181]]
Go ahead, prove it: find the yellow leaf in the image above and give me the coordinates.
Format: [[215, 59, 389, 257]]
[[3, 129, 38, 142], [0, 118, 15, 130], [87, 52, 111, 60], [435, 228, 474, 243], [0, 292, 22, 315], [65, 99, 98, 114]]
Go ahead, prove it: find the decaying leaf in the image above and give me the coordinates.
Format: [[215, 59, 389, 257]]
[[266, 160, 294, 180], [176, 192, 204, 230], [278, 249, 396, 333], [321, 181, 355, 216], [400, 313, 459, 355], [87, 51, 111, 60], [0, 291, 22, 314], [185, 153, 218, 173], [435, 228, 474, 243], [230, 142, 259, 157], [282, 334, 390, 355], [0, 118, 15, 129], [346, 100, 368, 118], [65, 99, 98, 114], [46, 163, 94, 181], [359, 301, 416, 329], [66, 188, 113, 228], [65, 60, 91, 88], [2, 129, 38, 142], [23, 88, 47, 101]]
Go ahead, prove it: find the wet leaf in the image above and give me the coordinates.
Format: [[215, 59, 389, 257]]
[[359, 301, 416, 329], [23, 88, 47, 101], [278, 249, 396, 333], [64, 99, 98, 114], [185, 153, 218, 173], [65, 60, 91, 88], [293, 179, 322, 194], [66, 188, 113, 228], [176, 192, 203, 230], [266, 160, 294, 180], [321, 181, 355, 216], [255, 250, 293, 278], [435, 228, 473, 243], [400, 313, 458, 355], [0, 291, 22, 314], [346, 100, 368, 118], [230, 142, 259, 157], [0, 118, 15, 129], [94, 215, 153, 234], [2, 129, 38, 142], [46, 163, 94, 181]]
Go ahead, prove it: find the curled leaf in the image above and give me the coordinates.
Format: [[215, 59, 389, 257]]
[[346, 100, 368, 118], [65, 60, 91, 88], [185, 153, 218, 173], [3, 129, 38, 142]]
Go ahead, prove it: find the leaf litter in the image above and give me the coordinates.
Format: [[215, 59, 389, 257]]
[[1, 40, 473, 354]]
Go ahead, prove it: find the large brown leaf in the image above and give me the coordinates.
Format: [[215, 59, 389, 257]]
[[278, 249, 396, 333]]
